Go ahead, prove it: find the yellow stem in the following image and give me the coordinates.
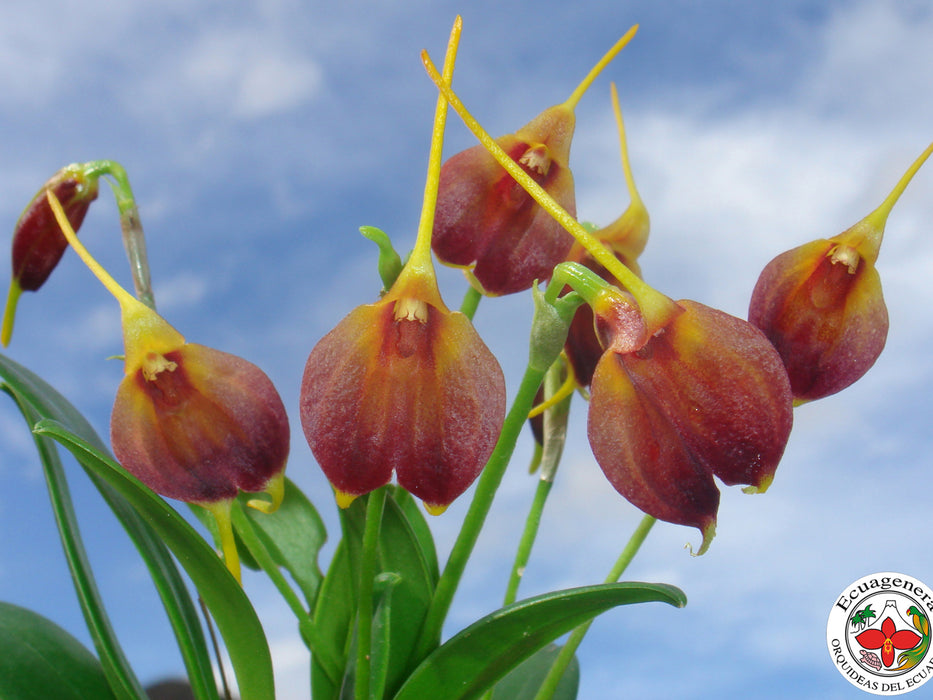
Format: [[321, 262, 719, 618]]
[[610, 82, 643, 209], [408, 16, 462, 273], [1, 281, 21, 347], [528, 358, 577, 418], [853, 141, 933, 263], [565, 26, 639, 110], [422, 50, 680, 333], [46, 191, 137, 311], [203, 499, 242, 584]]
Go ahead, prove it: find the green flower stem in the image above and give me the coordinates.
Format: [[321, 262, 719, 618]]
[[502, 361, 571, 607], [532, 514, 657, 700], [229, 503, 308, 621], [504, 478, 553, 609], [84, 160, 155, 309], [355, 487, 387, 700], [459, 285, 483, 320], [411, 275, 575, 665], [411, 360, 547, 664]]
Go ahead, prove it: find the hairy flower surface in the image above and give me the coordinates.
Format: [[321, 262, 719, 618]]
[[749, 143, 932, 402], [112, 342, 290, 503], [749, 238, 887, 402], [432, 104, 577, 296], [300, 271, 506, 513], [588, 299, 793, 553], [429, 29, 638, 297]]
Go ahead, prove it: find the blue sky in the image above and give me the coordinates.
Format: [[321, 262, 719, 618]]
[[2, 1, 933, 698]]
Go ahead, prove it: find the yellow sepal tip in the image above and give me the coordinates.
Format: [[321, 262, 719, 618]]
[[46, 191, 185, 373], [1, 280, 21, 347], [246, 472, 285, 514], [334, 488, 358, 510], [527, 361, 578, 418], [423, 501, 448, 516], [685, 522, 716, 557], [741, 473, 774, 495]]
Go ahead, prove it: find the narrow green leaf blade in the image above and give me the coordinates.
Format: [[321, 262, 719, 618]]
[[6, 389, 146, 700], [34, 419, 275, 700], [388, 488, 439, 583], [308, 539, 355, 700], [376, 492, 437, 697], [393, 582, 685, 700], [237, 477, 327, 609], [0, 601, 117, 700], [0, 352, 219, 700]]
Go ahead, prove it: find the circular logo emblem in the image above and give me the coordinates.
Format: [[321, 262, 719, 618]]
[[827, 572, 933, 695]]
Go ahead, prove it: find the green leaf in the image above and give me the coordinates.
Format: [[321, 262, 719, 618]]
[[0, 601, 117, 700], [393, 582, 686, 700], [33, 419, 276, 700], [376, 492, 437, 697], [236, 477, 327, 609], [308, 489, 441, 700], [0, 352, 218, 700], [308, 538, 355, 700], [388, 488, 439, 583], [370, 572, 403, 700], [5, 392, 146, 700], [490, 644, 579, 700]]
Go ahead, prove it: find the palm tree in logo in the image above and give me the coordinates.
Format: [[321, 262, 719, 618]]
[[851, 605, 876, 632]]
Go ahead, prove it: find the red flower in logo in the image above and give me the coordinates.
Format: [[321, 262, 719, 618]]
[[856, 617, 921, 668]]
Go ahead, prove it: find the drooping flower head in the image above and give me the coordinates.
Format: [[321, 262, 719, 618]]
[[46, 192, 289, 582], [300, 19, 506, 514], [587, 294, 794, 553], [431, 26, 638, 296], [3, 164, 100, 346], [423, 62, 795, 552], [749, 142, 932, 402], [564, 83, 650, 386]]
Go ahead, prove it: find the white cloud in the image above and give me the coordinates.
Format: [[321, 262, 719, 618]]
[[172, 29, 323, 121], [153, 271, 210, 311]]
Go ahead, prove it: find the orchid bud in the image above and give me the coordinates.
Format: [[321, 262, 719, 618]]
[[749, 142, 932, 402], [2, 165, 100, 346]]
